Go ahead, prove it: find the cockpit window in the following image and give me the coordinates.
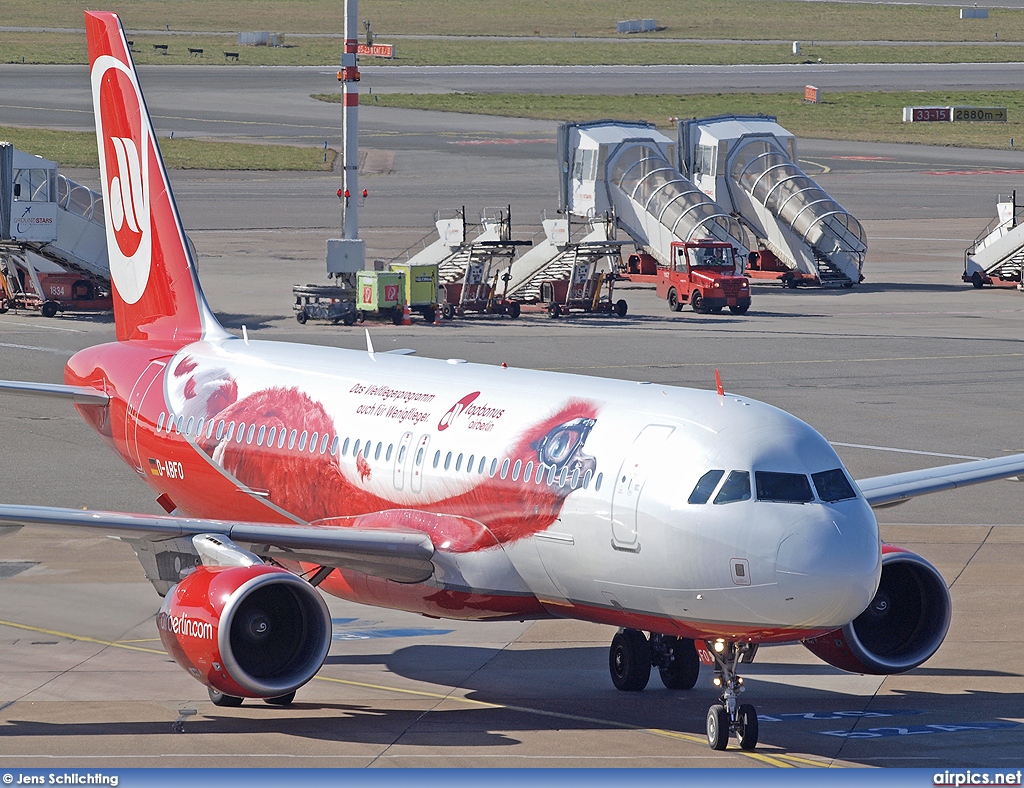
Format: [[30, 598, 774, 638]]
[[755, 471, 814, 503], [714, 471, 751, 504], [812, 468, 857, 502], [688, 470, 725, 504]]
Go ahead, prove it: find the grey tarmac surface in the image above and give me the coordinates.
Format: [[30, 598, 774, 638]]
[[3, 67, 1024, 769]]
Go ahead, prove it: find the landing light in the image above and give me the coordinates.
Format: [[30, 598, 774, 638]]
[[713, 639, 726, 653]]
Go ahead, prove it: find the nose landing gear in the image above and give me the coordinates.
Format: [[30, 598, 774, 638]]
[[706, 640, 759, 751]]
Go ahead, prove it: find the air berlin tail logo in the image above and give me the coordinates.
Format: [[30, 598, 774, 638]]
[[108, 136, 144, 247], [91, 53, 153, 305]]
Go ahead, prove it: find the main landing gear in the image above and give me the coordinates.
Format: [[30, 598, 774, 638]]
[[607, 629, 759, 751]]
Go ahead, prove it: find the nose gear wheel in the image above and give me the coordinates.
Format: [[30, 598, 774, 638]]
[[705, 640, 759, 751]]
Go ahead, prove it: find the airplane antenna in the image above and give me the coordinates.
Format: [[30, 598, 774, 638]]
[[715, 368, 724, 396], [365, 329, 375, 359]]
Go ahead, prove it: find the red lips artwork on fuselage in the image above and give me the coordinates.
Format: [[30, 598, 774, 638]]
[[171, 356, 599, 548]]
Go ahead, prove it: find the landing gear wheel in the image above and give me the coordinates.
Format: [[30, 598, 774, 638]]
[[208, 687, 244, 707], [737, 703, 759, 750], [667, 288, 682, 312], [264, 691, 296, 706], [972, 271, 985, 289], [506, 301, 521, 319], [706, 704, 729, 751], [41, 300, 59, 318], [295, 310, 308, 324], [609, 628, 651, 691], [614, 299, 628, 317], [658, 637, 700, 690], [691, 292, 708, 314], [729, 304, 749, 315], [548, 303, 561, 319]]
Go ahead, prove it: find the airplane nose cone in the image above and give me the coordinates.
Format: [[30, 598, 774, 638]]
[[776, 510, 880, 628]]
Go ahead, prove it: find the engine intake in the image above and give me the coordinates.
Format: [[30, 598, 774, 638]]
[[159, 564, 331, 698], [803, 545, 951, 675]]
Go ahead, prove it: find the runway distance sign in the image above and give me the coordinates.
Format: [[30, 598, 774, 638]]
[[904, 106, 1007, 122]]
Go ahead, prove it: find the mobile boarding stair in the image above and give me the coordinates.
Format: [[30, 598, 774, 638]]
[[963, 192, 1024, 289], [678, 115, 865, 287], [557, 121, 748, 280], [1, 143, 111, 314]]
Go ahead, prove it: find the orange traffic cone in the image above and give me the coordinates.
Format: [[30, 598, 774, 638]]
[[401, 302, 412, 326]]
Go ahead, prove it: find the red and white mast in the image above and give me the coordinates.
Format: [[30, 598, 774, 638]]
[[341, 0, 360, 243]]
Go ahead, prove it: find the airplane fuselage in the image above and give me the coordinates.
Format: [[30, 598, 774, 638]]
[[65, 335, 882, 644]]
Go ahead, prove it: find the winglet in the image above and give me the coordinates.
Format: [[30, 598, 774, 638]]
[[715, 368, 724, 396]]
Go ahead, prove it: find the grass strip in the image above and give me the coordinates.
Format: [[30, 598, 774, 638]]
[[0, 126, 337, 170], [332, 90, 1024, 150], [8, 0, 1024, 42]]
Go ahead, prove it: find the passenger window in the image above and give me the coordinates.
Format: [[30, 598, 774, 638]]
[[512, 459, 521, 481], [245, 424, 255, 444], [467, 454, 474, 471], [310, 432, 319, 453], [456, 453, 463, 471], [714, 471, 751, 504], [557, 466, 568, 488], [298, 431, 308, 451], [524, 461, 533, 482], [582, 469, 592, 488], [342, 437, 350, 456], [812, 468, 857, 502], [444, 452, 452, 471], [267, 426, 276, 447], [186, 416, 195, 435], [489, 458, 498, 477], [479, 456, 487, 474], [755, 471, 814, 503], [570, 467, 580, 489], [196, 417, 204, 437], [353, 439, 361, 457], [330, 436, 339, 456], [374, 442, 382, 460], [433, 451, 441, 469], [277, 429, 286, 449], [595, 472, 604, 492], [386, 444, 393, 461], [176, 415, 184, 434], [321, 434, 330, 454], [206, 420, 215, 439], [398, 444, 406, 464], [288, 429, 297, 450], [688, 470, 725, 505], [225, 421, 235, 441], [416, 447, 424, 465], [217, 420, 226, 440], [236, 422, 246, 443]]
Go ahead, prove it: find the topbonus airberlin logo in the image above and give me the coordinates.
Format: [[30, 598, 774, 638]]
[[91, 54, 152, 305]]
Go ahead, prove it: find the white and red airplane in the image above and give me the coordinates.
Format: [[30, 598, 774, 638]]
[[3, 11, 1024, 752]]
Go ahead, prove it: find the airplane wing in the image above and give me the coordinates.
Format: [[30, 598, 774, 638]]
[[856, 452, 1024, 508], [0, 504, 435, 584]]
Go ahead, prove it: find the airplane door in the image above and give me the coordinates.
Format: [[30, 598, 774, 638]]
[[393, 431, 413, 490], [410, 434, 430, 493], [610, 425, 674, 551], [126, 359, 168, 473]]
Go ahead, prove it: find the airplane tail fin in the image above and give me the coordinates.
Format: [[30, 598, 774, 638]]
[[86, 11, 224, 344]]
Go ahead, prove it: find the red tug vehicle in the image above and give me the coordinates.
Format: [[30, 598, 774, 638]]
[[656, 240, 750, 315]]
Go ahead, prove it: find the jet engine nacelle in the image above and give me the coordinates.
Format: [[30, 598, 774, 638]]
[[158, 564, 332, 698], [802, 544, 951, 675]]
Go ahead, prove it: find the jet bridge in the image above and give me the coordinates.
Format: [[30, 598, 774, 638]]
[[557, 121, 748, 272], [678, 115, 865, 287]]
